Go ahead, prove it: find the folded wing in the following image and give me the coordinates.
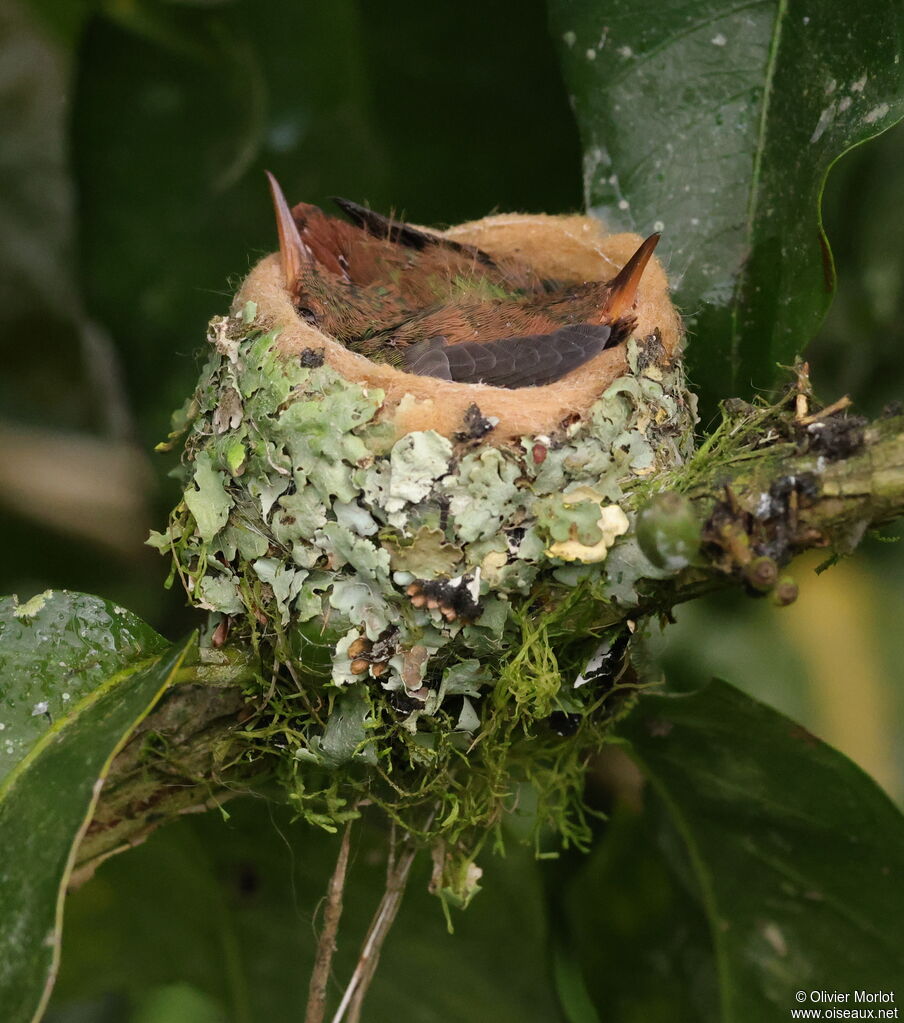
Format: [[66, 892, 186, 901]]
[[403, 322, 626, 388]]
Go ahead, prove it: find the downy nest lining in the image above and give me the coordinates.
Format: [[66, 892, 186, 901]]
[[238, 213, 683, 441], [158, 210, 694, 773]]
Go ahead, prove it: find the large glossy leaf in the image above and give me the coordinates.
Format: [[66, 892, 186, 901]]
[[550, 0, 904, 405], [0, 591, 167, 780], [814, 121, 904, 414], [0, 591, 191, 1023], [612, 679, 904, 1021], [50, 798, 565, 1022], [559, 803, 717, 1023]]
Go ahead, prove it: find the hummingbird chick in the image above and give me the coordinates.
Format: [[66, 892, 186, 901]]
[[265, 172, 660, 390]]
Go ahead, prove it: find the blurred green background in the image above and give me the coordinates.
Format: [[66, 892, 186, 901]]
[[2, 1, 903, 1019]]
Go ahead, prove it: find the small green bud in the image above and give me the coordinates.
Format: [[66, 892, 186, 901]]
[[743, 555, 779, 592], [636, 491, 700, 570], [772, 575, 799, 606]]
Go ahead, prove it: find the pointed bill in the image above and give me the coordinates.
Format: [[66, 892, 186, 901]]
[[603, 233, 661, 320], [265, 170, 311, 294]]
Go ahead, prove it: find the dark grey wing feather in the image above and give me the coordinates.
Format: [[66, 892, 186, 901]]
[[403, 336, 453, 379], [332, 197, 496, 266], [408, 323, 618, 388]]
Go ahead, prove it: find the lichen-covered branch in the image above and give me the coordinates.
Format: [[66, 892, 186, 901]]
[[802, 413, 904, 530], [667, 405, 904, 610]]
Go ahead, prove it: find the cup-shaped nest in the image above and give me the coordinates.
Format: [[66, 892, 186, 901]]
[[153, 210, 695, 844]]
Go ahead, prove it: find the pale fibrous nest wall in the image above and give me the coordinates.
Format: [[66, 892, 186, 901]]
[[237, 213, 682, 441], [155, 210, 694, 869]]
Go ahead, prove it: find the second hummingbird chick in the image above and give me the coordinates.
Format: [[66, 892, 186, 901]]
[[267, 172, 540, 339], [266, 173, 659, 389]]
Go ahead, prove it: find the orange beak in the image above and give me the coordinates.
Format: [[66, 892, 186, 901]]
[[265, 170, 312, 295], [602, 233, 661, 320]]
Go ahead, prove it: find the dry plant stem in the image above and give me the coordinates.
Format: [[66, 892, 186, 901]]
[[794, 360, 811, 420], [344, 828, 401, 1023], [331, 817, 432, 1023], [305, 820, 354, 1023], [800, 395, 851, 425], [339, 845, 417, 1023]]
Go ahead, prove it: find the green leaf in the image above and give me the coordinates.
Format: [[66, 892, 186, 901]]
[[550, 0, 904, 404], [0, 591, 167, 780], [615, 679, 904, 1021], [0, 591, 192, 1023], [558, 804, 716, 1023], [50, 800, 565, 1023]]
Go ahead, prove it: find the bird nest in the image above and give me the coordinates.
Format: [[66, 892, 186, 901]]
[[152, 205, 695, 891]]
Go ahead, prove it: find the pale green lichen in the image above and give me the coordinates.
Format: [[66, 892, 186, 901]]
[[547, 498, 630, 562], [154, 308, 697, 870], [385, 431, 453, 513], [12, 590, 52, 619], [182, 452, 232, 542]]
